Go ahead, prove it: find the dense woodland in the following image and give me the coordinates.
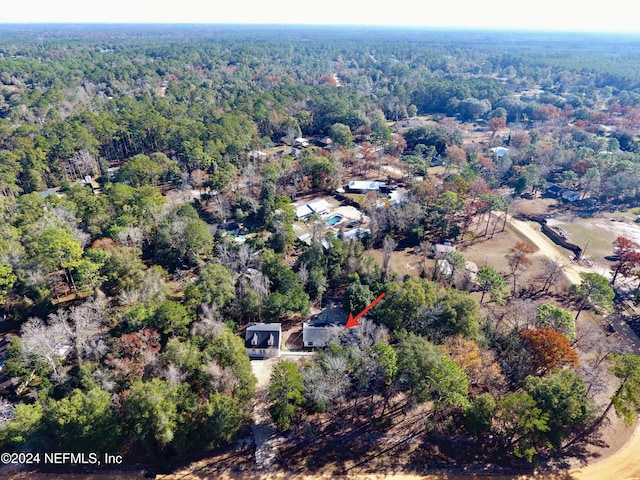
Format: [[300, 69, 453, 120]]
[[1, 25, 640, 475]]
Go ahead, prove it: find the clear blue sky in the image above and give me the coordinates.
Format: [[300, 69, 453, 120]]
[[1, 0, 639, 33]]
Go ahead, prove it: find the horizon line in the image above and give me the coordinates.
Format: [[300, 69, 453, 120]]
[[0, 23, 639, 36]]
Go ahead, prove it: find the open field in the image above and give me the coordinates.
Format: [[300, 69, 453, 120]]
[[547, 213, 640, 275]]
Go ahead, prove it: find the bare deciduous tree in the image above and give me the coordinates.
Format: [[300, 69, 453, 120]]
[[537, 257, 567, 294], [237, 244, 260, 273], [20, 315, 73, 382], [297, 262, 309, 288], [117, 226, 145, 249], [69, 297, 108, 364], [304, 355, 350, 410], [497, 298, 539, 331], [203, 359, 239, 394], [191, 302, 225, 340], [92, 367, 116, 392], [382, 237, 398, 282], [85, 337, 109, 363], [505, 241, 535, 296], [68, 148, 100, 178], [338, 321, 389, 350], [162, 363, 187, 386], [309, 215, 325, 244], [249, 271, 271, 302]]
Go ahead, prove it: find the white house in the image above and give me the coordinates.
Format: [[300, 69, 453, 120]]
[[295, 204, 314, 220], [307, 199, 330, 215], [245, 323, 282, 359], [294, 199, 331, 220], [561, 190, 580, 203], [347, 180, 387, 192]]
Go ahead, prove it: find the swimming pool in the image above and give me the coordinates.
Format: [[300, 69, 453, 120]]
[[327, 215, 343, 226]]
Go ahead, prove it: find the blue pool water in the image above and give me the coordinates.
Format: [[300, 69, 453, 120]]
[[327, 215, 342, 226]]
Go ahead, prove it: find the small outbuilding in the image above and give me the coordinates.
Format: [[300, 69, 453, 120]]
[[248, 150, 268, 160], [245, 323, 282, 359]]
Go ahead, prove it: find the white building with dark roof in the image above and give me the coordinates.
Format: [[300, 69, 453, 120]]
[[245, 323, 282, 359]]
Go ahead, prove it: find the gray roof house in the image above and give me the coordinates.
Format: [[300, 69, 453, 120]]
[[430, 242, 456, 259], [302, 322, 341, 348], [561, 190, 580, 203], [245, 323, 282, 359]]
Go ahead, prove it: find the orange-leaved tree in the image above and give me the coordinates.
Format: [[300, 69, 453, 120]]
[[489, 116, 506, 139], [520, 327, 579, 375]]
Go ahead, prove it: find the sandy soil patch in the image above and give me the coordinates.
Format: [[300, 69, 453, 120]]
[[367, 247, 427, 278], [572, 422, 640, 480], [510, 197, 563, 217], [380, 164, 405, 179]]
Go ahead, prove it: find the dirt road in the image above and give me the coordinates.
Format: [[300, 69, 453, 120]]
[[507, 215, 587, 285], [250, 358, 283, 469], [571, 423, 640, 480]]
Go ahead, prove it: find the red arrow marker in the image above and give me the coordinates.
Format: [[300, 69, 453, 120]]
[[344, 292, 386, 330]]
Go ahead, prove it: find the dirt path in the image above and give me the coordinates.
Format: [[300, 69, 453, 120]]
[[250, 358, 283, 470], [507, 215, 587, 285], [571, 422, 640, 480]]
